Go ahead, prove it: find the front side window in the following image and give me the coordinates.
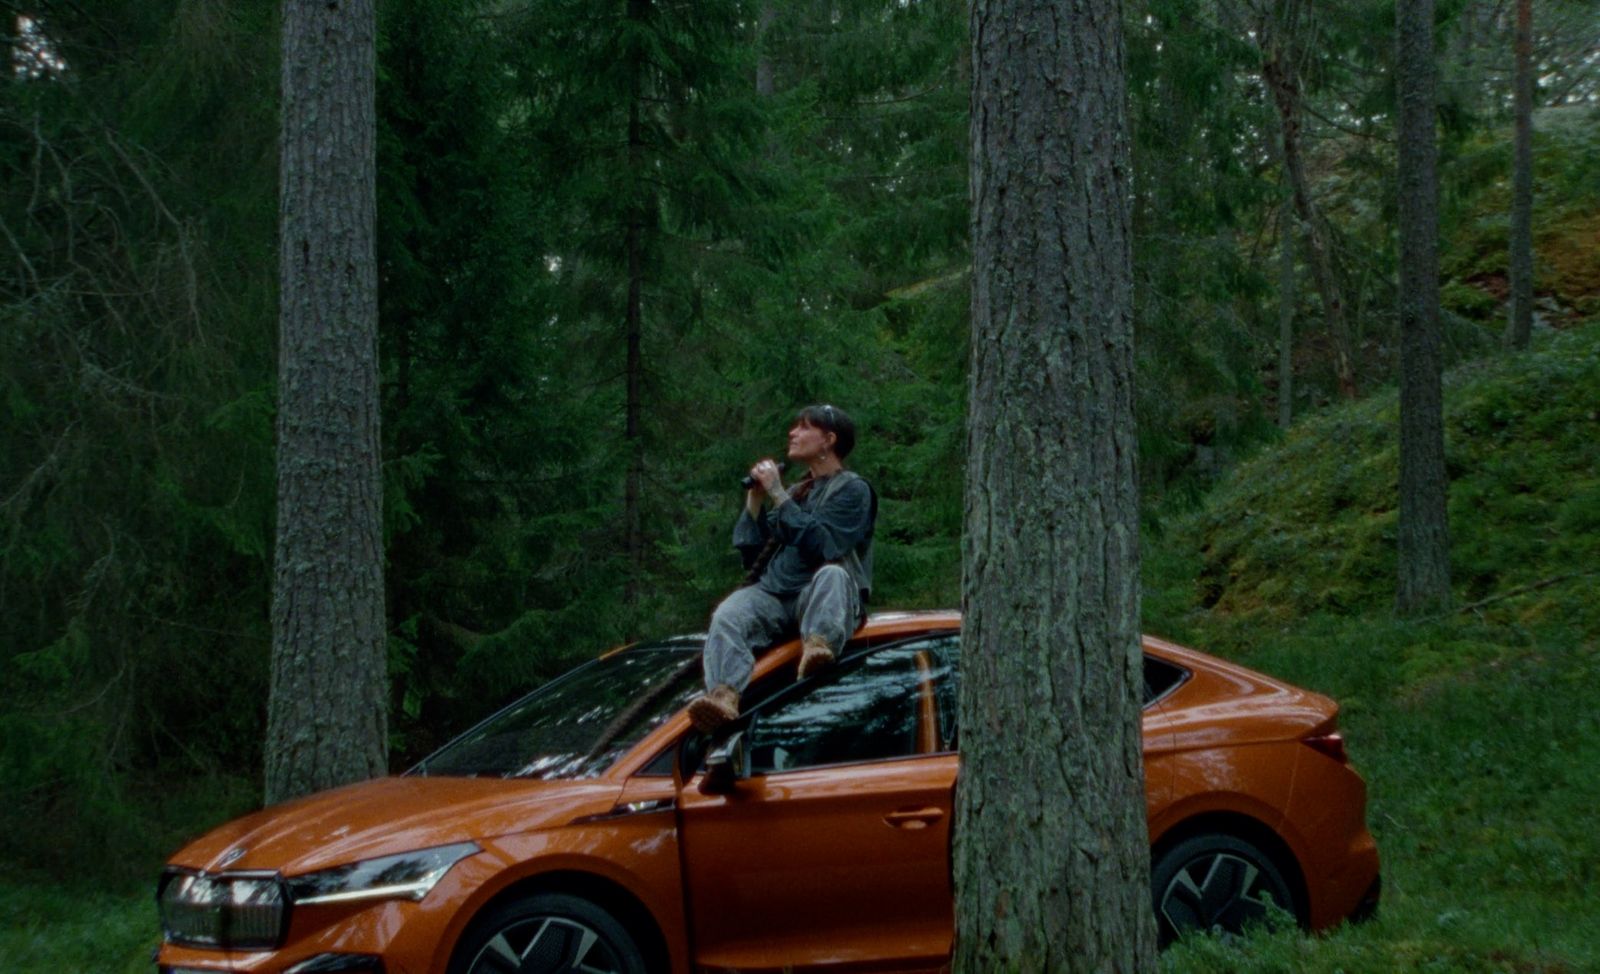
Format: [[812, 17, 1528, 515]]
[[746, 637, 959, 774]]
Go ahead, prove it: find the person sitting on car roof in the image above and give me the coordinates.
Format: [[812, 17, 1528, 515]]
[[687, 404, 877, 732]]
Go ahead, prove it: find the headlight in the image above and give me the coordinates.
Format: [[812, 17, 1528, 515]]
[[286, 841, 479, 906], [158, 870, 287, 949]]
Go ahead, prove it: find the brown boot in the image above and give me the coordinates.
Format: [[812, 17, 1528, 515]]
[[798, 635, 836, 679], [687, 684, 740, 732]]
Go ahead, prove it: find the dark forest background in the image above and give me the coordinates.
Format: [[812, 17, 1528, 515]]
[[2, 0, 1596, 899]]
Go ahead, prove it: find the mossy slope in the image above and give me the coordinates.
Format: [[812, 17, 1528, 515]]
[[1150, 322, 1600, 973], [1191, 321, 1600, 631]]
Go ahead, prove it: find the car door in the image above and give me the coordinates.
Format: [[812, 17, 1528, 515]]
[[676, 636, 959, 974]]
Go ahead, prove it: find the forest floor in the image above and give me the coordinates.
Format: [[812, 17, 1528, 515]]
[[4, 323, 1596, 974], [1149, 320, 1600, 973]]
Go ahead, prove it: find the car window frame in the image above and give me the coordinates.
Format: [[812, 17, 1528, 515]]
[[653, 630, 1192, 780], [740, 631, 961, 778]]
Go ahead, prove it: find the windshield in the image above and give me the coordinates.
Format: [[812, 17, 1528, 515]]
[[412, 641, 704, 780]]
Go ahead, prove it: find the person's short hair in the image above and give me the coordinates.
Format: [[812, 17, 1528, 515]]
[[798, 403, 856, 459]]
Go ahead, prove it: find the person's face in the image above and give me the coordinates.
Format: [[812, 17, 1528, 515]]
[[787, 418, 835, 462]]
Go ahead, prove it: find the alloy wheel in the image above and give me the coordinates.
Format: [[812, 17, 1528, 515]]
[[1158, 849, 1288, 939], [466, 915, 628, 974]]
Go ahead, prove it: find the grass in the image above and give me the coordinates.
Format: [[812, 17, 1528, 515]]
[[0, 881, 157, 974], [0, 771, 259, 974], [1148, 607, 1599, 973]]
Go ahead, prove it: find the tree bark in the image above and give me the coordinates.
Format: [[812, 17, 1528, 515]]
[[1261, 32, 1357, 400], [1278, 203, 1295, 429], [266, 0, 387, 803], [1396, 0, 1452, 616], [1504, 0, 1534, 350], [956, 0, 1155, 969]]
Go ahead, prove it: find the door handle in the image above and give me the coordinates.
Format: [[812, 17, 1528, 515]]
[[884, 806, 945, 830]]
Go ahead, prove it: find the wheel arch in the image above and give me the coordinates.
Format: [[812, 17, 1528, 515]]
[[1150, 810, 1309, 926], [445, 868, 672, 974]]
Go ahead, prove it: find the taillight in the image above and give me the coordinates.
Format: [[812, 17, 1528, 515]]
[[1303, 732, 1349, 764]]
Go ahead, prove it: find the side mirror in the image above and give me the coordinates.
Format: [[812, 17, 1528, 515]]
[[697, 730, 748, 795]]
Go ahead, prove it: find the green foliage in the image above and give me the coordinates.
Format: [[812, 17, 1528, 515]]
[[1440, 105, 1600, 323], [1126, 0, 1282, 497], [1, 0, 278, 873]]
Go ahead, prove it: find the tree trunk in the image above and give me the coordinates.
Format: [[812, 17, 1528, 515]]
[[956, 0, 1155, 969], [1262, 42, 1357, 400], [1504, 0, 1534, 350], [1396, 0, 1452, 616], [1278, 203, 1295, 429], [266, 0, 387, 804], [622, 0, 649, 623]]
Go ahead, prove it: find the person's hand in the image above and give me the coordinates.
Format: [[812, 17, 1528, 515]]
[[747, 458, 789, 508], [748, 459, 782, 493]]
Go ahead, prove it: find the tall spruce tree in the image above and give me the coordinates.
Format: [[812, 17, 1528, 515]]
[[1395, 0, 1452, 615], [1, 1, 280, 867], [265, 0, 387, 802], [956, 0, 1156, 969], [1126, 0, 1282, 491], [374, 0, 620, 755], [511, 0, 766, 632]]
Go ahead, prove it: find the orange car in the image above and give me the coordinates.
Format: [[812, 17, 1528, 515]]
[[156, 611, 1379, 974]]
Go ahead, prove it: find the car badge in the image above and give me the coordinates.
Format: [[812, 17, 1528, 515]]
[[218, 846, 247, 868]]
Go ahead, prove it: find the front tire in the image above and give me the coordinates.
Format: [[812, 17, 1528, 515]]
[[450, 891, 647, 974], [1151, 833, 1297, 947]]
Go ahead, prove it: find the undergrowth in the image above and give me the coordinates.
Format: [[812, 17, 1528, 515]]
[[1150, 323, 1600, 972]]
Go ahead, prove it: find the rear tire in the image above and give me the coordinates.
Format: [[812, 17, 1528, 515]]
[[1151, 833, 1297, 947], [450, 891, 647, 974]]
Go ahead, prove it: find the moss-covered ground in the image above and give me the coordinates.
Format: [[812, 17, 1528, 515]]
[[1152, 322, 1600, 972]]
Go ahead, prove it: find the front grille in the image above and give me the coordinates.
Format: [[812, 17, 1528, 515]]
[[158, 869, 288, 949]]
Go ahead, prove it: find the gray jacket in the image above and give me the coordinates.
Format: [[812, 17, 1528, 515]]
[[733, 470, 876, 600]]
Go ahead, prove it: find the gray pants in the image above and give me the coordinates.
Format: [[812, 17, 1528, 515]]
[[703, 564, 861, 692]]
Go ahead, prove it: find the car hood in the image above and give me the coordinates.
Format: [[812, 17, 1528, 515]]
[[167, 775, 622, 877]]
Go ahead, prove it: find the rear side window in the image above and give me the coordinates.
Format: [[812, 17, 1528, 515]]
[[1143, 655, 1188, 705], [907, 636, 1186, 752]]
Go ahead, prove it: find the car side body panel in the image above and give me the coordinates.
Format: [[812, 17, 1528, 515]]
[[678, 754, 957, 973], [1279, 745, 1381, 929]]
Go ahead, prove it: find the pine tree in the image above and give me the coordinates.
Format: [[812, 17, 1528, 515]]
[[265, 0, 387, 803], [1395, 0, 1452, 615], [956, 0, 1156, 968]]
